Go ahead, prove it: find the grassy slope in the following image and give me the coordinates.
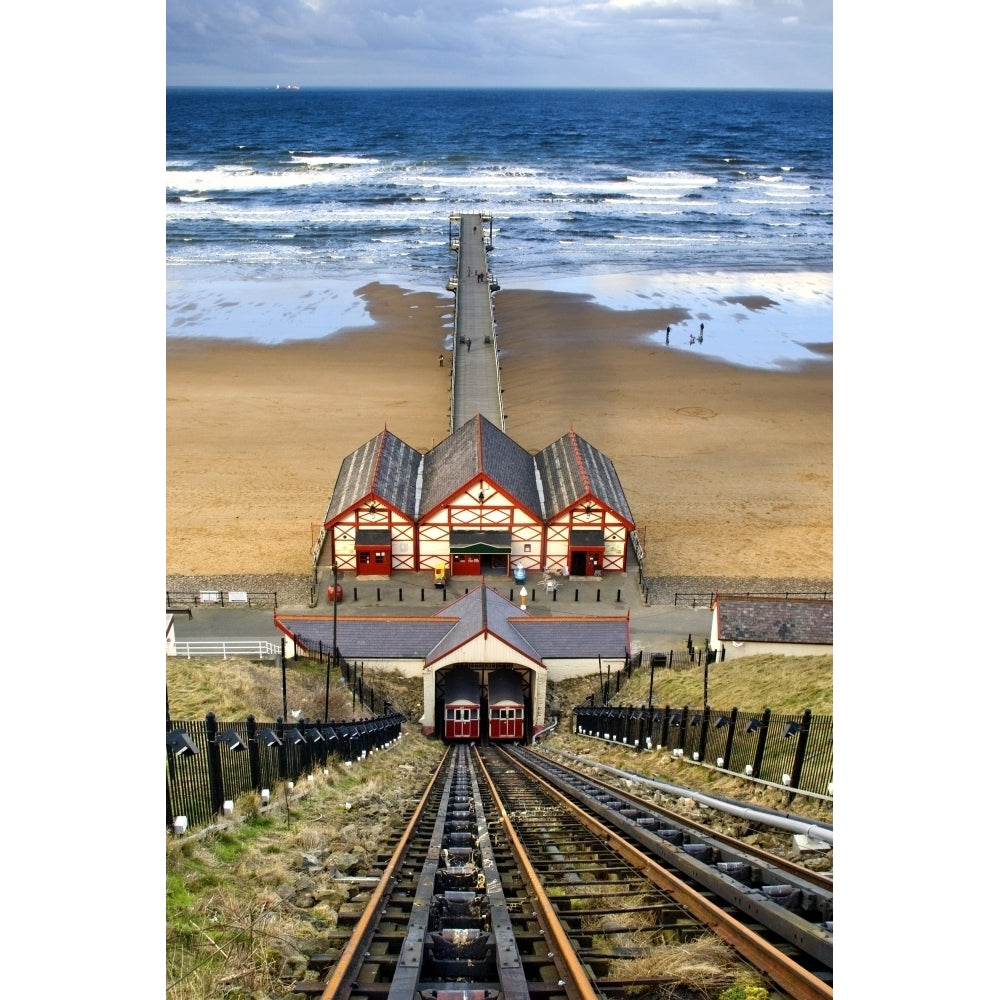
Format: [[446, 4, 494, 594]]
[[166, 653, 832, 997], [167, 652, 832, 724]]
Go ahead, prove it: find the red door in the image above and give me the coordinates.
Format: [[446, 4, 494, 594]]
[[356, 548, 389, 575]]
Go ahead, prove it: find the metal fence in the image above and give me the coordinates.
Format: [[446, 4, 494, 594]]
[[166, 590, 278, 609], [286, 637, 399, 720], [166, 711, 406, 830], [671, 590, 833, 607], [572, 703, 832, 799]]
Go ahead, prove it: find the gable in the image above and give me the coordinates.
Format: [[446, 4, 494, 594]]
[[419, 414, 542, 520], [325, 429, 421, 524], [535, 430, 634, 526]]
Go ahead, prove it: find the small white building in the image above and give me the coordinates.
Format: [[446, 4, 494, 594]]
[[166, 614, 177, 656], [709, 596, 833, 660]]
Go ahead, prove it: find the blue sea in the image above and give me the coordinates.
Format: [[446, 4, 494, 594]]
[[166, 88, 832, 370]]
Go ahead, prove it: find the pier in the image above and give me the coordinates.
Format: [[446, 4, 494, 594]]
[[447, 213, 503, 432]]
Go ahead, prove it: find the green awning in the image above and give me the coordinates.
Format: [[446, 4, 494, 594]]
[[450, 531, 512, 554]]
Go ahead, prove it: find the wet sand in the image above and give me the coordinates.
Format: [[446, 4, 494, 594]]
[[166, 282, 831, 582]]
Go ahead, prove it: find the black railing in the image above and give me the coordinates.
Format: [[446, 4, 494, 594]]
[[167, 590, 278, 609], [571, 703, 832, 799], [673, 590, 833, 606], [289, 635, 398, 720], [166, 710, 406, 830]]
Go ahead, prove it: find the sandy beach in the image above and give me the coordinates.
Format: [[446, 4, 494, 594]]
[[166, 282, 831, 586]]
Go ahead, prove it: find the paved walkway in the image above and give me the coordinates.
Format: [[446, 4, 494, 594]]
[[172, 568, 713, 659], [451, 213, 503, 431]]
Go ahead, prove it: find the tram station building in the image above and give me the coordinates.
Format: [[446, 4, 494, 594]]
[[319, 414, 636, 581], [274, 585, 631, 739]]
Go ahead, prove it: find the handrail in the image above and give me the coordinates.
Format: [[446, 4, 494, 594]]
[[173, 640, 280, 659], [166, 590, 278, 609]]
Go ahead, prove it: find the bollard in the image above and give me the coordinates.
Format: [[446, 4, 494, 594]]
[[616, 588, 620, 602], [552, 588, 557, 601], [532, 588, 536, 601], [353, 588, 358, 601], [442, 588, 447, 601], [575, 588, 579, 602], [421, 588, 425, 601], [377, 587, 381, 602]]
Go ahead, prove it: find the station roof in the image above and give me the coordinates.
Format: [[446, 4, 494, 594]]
[[274, 585, 630, 666]]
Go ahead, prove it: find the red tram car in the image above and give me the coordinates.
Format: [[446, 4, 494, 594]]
[[488, 668, 525, 742], [442, 667, 480, 742]]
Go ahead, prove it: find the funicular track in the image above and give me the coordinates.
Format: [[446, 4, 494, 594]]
[[489, 745, 833, 1000], [294, 742, 832, 1000], [299, 743, 598, 1000]]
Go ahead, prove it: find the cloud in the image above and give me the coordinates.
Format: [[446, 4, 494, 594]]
[[166, 0, 832, 88]]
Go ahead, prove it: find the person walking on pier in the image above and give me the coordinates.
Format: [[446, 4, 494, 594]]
[[467, 337, 471, 352]]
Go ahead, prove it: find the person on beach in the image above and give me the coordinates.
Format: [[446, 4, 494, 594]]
[[689, 333, 696, 346], [438, 354, 445, 367], [467, 337, 471, 352], [665, 326, 670, 345], [699, 323, 704, 343]]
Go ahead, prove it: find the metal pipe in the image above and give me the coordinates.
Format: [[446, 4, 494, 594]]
[[545, 746, 833, 845], [532, 718, 559, 743]]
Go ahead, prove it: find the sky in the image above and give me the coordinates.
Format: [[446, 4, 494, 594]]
[[166, 0, 833, 90]]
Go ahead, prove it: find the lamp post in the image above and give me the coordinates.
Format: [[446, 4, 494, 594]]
[[647, 651, 655, 712], [279, 644, 288, 721], [703, 643, 712, 721], [325, 565, 338, 723]]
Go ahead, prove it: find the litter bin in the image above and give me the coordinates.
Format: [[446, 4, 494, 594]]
[[650, 652, 667, 668], [327, 584, 344, 603]]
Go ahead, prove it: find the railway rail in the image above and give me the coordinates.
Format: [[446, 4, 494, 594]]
[[290, 744, 833, 1000]]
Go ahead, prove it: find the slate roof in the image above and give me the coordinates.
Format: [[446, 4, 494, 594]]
[[509, 618, 631, 659], [275, 614, 455, 660], [274, 586, 630, 666], [714, 597, 833, 646], [535, 430, 635, 526], [419, 415, 542, 520], [326, 415, 632, 530], [325, 429, 422, 524], [426, 587, 542, 665]]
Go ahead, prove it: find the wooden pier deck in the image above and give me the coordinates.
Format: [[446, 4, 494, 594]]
[[448, 213, 503, 432]]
